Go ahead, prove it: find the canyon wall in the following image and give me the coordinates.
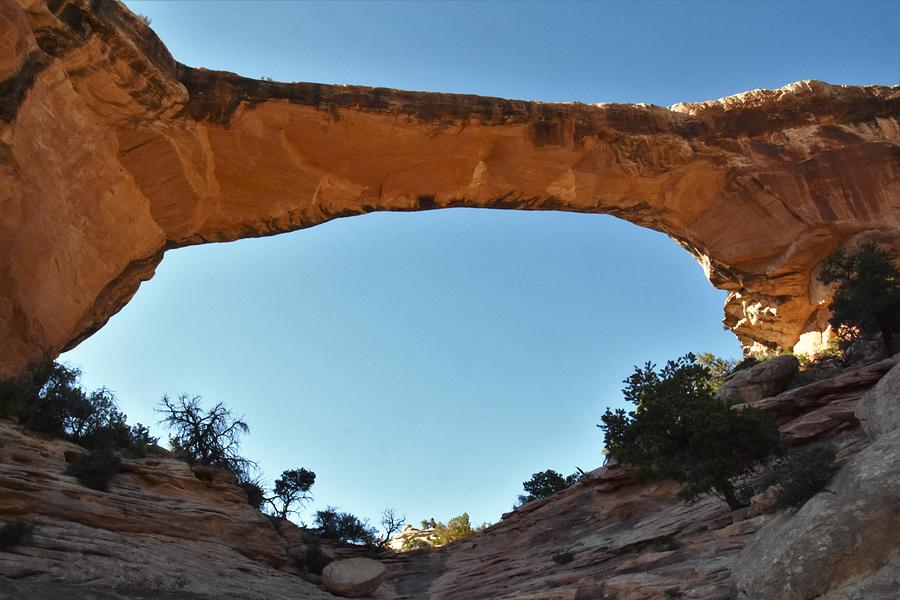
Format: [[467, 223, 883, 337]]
[[1, 0, 899, 376], [2, 356, 898, 598]]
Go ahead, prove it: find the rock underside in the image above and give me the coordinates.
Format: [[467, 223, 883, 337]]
[[1, 357, 898, 599], [1, 0, 900, 376]]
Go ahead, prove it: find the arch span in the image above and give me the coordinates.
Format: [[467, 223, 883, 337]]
[[1, 0, 899, 376]]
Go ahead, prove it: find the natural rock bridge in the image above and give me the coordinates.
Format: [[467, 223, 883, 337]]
[[1, 0, 899, 376]]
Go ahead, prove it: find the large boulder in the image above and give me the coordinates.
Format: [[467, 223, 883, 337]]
[[717, 355, 800, 405], [321, 558, 386, 598], [855, 360, 900, 438], [731, 427, 900, 599]]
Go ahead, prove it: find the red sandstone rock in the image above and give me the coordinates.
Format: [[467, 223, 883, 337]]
[[1, 0, 899, 376], [0, 357, 897, 598]]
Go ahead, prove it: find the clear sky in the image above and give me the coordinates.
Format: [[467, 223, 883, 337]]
[[62, 1, 898, 529]]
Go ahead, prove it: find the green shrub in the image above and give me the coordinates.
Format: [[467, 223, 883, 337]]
[[239, 480, 266, 511], [696, 352, 737, 390], [0, 521, 33, 551], [268, 468, 316, 518], [0, 361, 157, 455], [819, 242, 900, 356], [400, 537, 431, 552], [599, 353, 781, 510], [66, 449, 122, 491], [761, 443, 838, 509], [429, 513, 476, 546], [314, 507, 378, 545], [517, 469, 582, 506], [2, 361, 85, 437]]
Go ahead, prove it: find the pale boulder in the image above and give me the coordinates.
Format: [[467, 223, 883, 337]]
[[321, 558, 386, 598]]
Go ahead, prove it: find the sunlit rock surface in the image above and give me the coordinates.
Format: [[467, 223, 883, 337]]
[[1, 0, 899, 375], [2, 357, 897, 599]]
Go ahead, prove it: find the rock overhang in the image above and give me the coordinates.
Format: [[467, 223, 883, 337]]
[[1, 0, 899, 376]]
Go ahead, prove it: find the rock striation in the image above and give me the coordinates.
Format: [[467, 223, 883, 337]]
[[1, 0, 899, 375], [732, 360, 900, 600], [0, 420, 334, 599], [3, 357, 896, 599]]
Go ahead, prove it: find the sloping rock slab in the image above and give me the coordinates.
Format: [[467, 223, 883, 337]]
[[731, 428, 900, 599], [855, 359, 900, 437]]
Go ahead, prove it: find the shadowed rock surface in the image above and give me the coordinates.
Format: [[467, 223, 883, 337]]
[[2, 358, 897, 599], [1, 0, 900, 376], [732, 360, 900, 600]]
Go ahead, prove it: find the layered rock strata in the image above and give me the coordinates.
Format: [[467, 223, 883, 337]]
[[2, 357, 896, 599], [1, 0, 899, 375], [379, 358, 899, 600], [0, 421, 333, 599], [732, 360, 900, 600]]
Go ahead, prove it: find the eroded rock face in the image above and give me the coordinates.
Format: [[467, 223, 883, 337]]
[[378, 360, 898, 599], [731, 361, 900, 600], [1, 0, 899, 375], [0, 420, 332, 599], [0, 359, 896, 599], [731, 428, 900, 600]]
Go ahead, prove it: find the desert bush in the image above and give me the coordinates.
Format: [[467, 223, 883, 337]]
[[599, 353, 781, 510], [696, 352, 738, 389], [314, 507, 378, 545], [760, 443, 838, 509], [0, 361, 157, 455], [66, 449, 122, 491], [517, 469, 582, 506], [267, 468, 316, 519], [552, 550, 574, 565], [819, 242, 900, 356], [430, 513, 476, 546], [0, 521, 33, 551], [400, 536, 431, 552], [2, 361, 89, 437], [157, 394, 256, 479], [239, 480, 267, 511], [379, 508, 406, 546]]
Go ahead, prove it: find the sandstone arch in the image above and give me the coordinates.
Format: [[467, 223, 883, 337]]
[[1, 0, 899, 376]]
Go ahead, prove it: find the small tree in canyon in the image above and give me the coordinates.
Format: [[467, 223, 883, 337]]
[[599, 353, 781, 510], [818, 242, 900, 356], [267, 467, 317, 519], [516, 469, 582, 506], [157, 394, 256, 480]]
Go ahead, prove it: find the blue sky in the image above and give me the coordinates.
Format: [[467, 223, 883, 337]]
[[62, 1, 899, 529]]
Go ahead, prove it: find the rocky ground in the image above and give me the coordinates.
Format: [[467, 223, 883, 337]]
[[1, 356, 898, 599]]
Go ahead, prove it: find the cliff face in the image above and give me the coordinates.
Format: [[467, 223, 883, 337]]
[[1, 0, 899, 375], [2, 358, 897, 599]]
